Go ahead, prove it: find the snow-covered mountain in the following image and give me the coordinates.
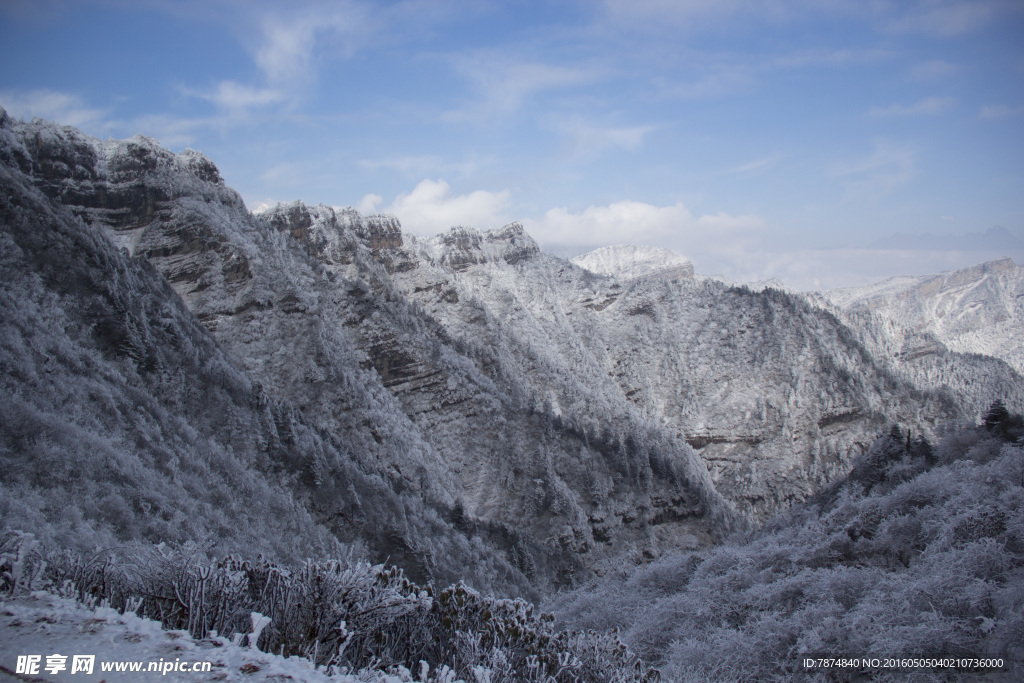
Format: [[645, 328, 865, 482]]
[[2, 110, 1021, 598], [0, 113, 724, 594], [571, 245, 694, 282], [823, 258, 1024, 376]]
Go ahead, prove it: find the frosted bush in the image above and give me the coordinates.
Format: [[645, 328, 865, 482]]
[[1, 533, 659, 682]]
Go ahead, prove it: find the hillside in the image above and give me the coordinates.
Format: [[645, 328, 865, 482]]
[[551, 415, 1024, 680], [824, 258, 1024, 376]]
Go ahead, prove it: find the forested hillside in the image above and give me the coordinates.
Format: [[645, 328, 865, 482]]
[[551, 409, 1024, 681]]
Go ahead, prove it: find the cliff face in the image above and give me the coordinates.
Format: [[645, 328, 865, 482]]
[[2, 112, 1018, 595], [0, 114, 556, 597]]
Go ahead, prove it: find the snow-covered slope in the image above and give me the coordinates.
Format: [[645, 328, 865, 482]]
[[572, 245, 694, 282], [387, 229, 965, 520], [0, 112, 534, 596], [824, 258, 1024, 375], [0, 112, 729, 592]]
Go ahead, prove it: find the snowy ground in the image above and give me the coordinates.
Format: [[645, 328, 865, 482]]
[[0, 592, 422, 683]]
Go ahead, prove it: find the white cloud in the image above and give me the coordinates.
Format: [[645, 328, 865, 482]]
[[731, 155, 781, 173], [523, 199, 762, 251], [520, 196, 1010, 292], [867, 97, 954, 118], [209, 81, 285, 111], [181, 81, 285, 119], [979, 104, 1024, 119], [831, 141, 917, 201], [254, 6, 367, 86], [356, 193, 383, 214], [555, 119, 656, 158], [387, 179, 512, 235], [527, 201, 687, 246], [0, 89, 109, 130], [695, 211, 763, 232], [256, 16, 320, 85], [178, 3, 370, 117]]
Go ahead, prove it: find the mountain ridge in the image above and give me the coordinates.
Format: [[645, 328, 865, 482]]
[[571, 244, 695, 283], [822, 257, 1024, 381]]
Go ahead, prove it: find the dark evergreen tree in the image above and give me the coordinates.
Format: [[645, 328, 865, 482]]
[[983, 399, 1010, 432]]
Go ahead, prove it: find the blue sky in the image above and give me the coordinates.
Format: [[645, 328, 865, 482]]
[[1, 0, 1023, 289]]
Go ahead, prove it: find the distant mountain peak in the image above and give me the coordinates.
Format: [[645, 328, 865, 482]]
[[572, 244, 694, 282], [422, 222, 540, 270]]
